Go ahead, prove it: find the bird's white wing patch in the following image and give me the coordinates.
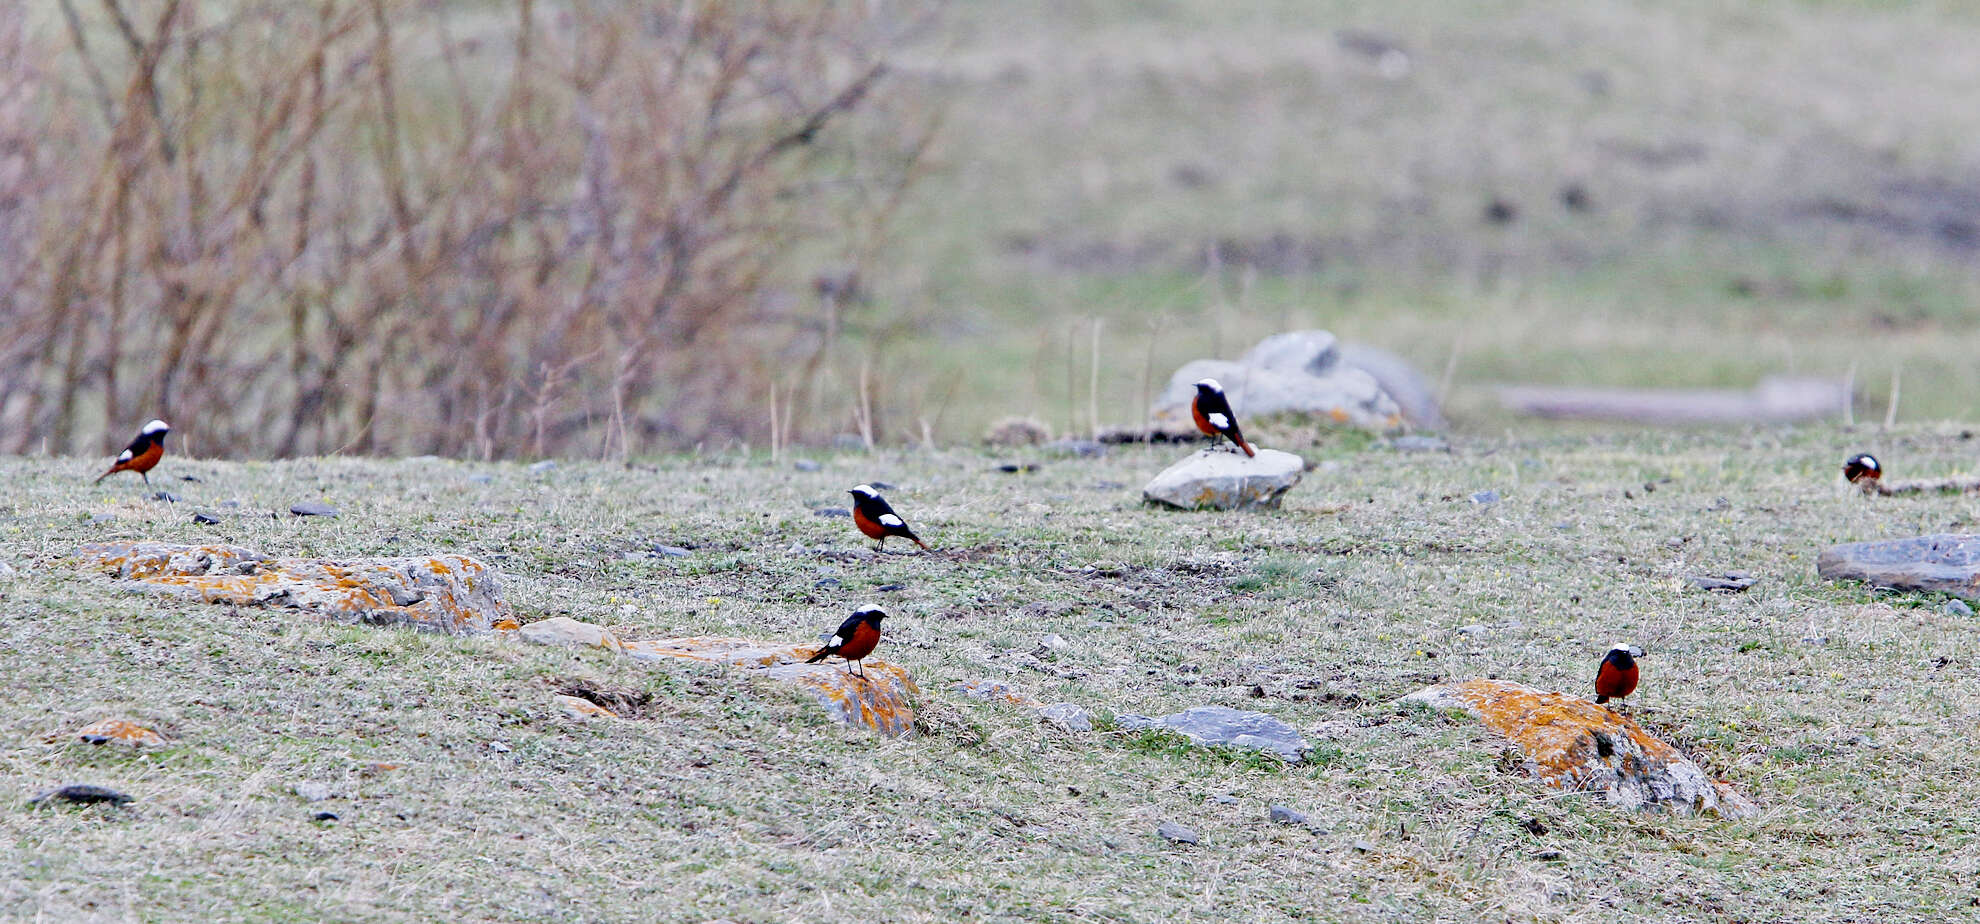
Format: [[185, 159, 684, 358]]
[[828, 635, 844, 647], [1207, 413, 1230, 429], [117, 450, 133, 463], [879, 513, 905, 528]]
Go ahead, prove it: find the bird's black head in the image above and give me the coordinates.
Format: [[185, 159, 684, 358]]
[[1842, 453, 1881, 483], [1603, 644, 1643, 669]]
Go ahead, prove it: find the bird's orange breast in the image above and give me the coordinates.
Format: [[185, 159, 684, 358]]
[[837, 620, 881, 661], [121, 442, 164, 474], [1191, 399, 1218, 437], [852, 506, 888, 540], [1595, 662, 1638, 700]]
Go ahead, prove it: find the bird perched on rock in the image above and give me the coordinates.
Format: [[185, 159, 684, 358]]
[[807, 605, 887, 678], [1594, 645, 1643, 706], [849, 484, 929, 552], [1843, 453, 1881, 491], [95, 419, 171, 486], [1191, 378, 1255, 457]]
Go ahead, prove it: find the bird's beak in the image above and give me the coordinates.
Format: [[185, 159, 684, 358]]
[[1629, 646, 1645, 658]]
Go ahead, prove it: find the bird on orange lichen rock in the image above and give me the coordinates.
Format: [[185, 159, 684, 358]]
[[1842, 452, 1881, 491], [849, 484, 929, 552], [806, 605, 886, 678], [1594, 645, 1643, 706], [1190, 378, 1256, 457], [94, 419, 171, 487]]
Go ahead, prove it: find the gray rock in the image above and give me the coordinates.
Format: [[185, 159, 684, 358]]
[[1454, 624, 1487, 637], [1269, 804, 1309, 825], [1470, 489, 1500, 505], [813, 507, 852, 518], [88, 513, 117, 524], [793, 459, 822, 472], [192, 512, 221, 526], [1799, 635, 1828, 646], [152, 491, 180, 503], [1339, 342, 1447, 430], [1818, 534, 1980, 600], [31, 784, 132, 806], [528, 460, 558, 473], [0, 560, 14, 577], [1037, 702, 1092, 733], [1118, 705, 1309, 762], [1157, 821, 1200, 846], [467, 473, 495, 484], [1351, 839, 1375, 853], [1688, 572, 1757, 593], [1211, 794, 1238, 805], [1148, 330, 1407, 434], [294, 781, 334, 803], [1946, 599, 1975, 618], [1143, 448, 1305, 511], [290, 501, 339, 517], [651, 544, 692, 558]]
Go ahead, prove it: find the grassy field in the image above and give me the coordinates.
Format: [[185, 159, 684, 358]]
[[7, 422, 1980, 920]]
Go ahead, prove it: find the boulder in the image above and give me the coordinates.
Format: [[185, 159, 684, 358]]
[[1114, 705, 1309, 762], [76, 542, 511, 634], [1402, 679, 1757, 818], [1818, 535, 1980, 600], [518, 616, 624, 651], [1149, 331, 1409, 434], [621, 636, 918, 737], [1142, 448, 1305, 510], [1338, 343, 1447, 430], [1037, 702, 1093, 733]]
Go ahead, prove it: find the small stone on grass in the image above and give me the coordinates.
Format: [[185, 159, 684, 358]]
[[1157, 821, 1200, 846], [290, 501, 339, 517]]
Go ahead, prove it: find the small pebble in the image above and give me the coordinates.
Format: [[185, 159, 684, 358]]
[[651, 545, 691, 558], [1532, 848, 1564, 861], [1269, 805, 1308, 825], [815, 578, 842, 589], [290, 501, 339, 517], [1454, 624, 1487, 637], [311, 811, 340, 823], [192, 512, 221, 525], [488, 741, 512, 754], [1470, 489, 1500, 505], [294, 781, 334, 803], [875, 583, 905, 593], [1351, 839, 1375, 853], [151, 491, 180, 503], [528, 460, 558, 473], [1211, 794, 1238, 805], [1945, 599, 1974, 618], [1157, 821, 1200, 846]]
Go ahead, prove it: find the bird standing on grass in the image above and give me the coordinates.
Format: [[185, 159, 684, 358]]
[[95, 419, 172, 486], [807, 605, 887, 678], [849, 484, 930, 552], [1594, 645, 1643, 706], [1843, 453, 1881, 491], [1190, 379, 1255, 457]]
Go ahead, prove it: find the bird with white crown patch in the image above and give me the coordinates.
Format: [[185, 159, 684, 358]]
[[95, 419, 172, 486], [848, 484, 930, 552], [806, 605, 887, 678], [1190, 378, 1256, 457]]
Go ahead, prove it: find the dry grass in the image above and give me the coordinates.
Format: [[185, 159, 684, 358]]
[[5, 422, 1980, 919]]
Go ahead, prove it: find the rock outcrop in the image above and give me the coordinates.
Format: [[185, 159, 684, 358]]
[[1149, 331, 1409, 434], [77, 542, 511, 634], [1403, 679, 1757, 818], [1819, 534, 1980, 600], [1114, 705, 1309, 762], [1142, 447, 1305, 510]]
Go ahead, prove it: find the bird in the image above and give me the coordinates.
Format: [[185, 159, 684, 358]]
[[1594, 644, 1643, 706], [806, 605, 887, 678], [848, 484, 929, 552], [1843, 453, 1881, 491], [1190, 378, 1255, 457], [95, 419, 172, 486]]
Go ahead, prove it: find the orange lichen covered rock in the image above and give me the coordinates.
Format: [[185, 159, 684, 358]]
[[555, 694, 618, 720], [1404, 679, 1757, 818], [623, 635, 918, 737], [75, 719, 166, 748], [77, 541, 511, 634]]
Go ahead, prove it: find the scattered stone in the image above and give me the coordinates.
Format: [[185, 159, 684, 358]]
[[1470, 489, 1500, 506], [793, 459, 822, 472], [875, 583, 905, 593], [1142, 447, 1305, 511], [31, 784, 132, 807], [0, 560, 14, 577], [1157, 821, 1200, 846], [528, 460, 558, 474], [518, 616, 623, 651], [996, 462, 1040, 474], [467, 473, 495, 484], [1386, 435, 1450, 452], [1114, 705, 1309, 762], [1799, 635, 1829, 646], [289, 501, 339, 517], [1688, 572, 1758, 593], [180, 474, 204, 483], [1044, 439, 1106, 458], [488, 740, 512, 753], [151, 491, 180, 503], [75, 719, 166, 748], [88, 513, 116, 524], [1402, 679, 1757, 817], [192, 512, 221, 526], [1946, 599, 1975, 618], [954, 679, 1037, 706], [1818, 534, 1980, 600], [651, 544, 691, 558], [1269, 804, 1309, 826], [1037, 702, 1092, 733], [1454, 624, 1488, 637], [1532, 848, 1564, 861], [294, 781, 334, 803], [814, 578, 842, 589], [1210, 794, 1238, 805], [1038, 633, 1070, 652], [813, 507, 852, 518], [556, 693, 618, 720], [1351, 839, 1375, 853], [1149, 331, 1408, 434], [77, 542, 512, 634], [621, 636, 918, 736], [311, 811, 340, 823]]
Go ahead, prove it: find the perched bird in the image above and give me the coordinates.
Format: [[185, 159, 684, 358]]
[[806, 605, 887, 678], [1594, 645, 1643, 706], [849, 484, 929, 552], [1843, 453, 1881, 490], [95, 419, 171, 486], [1190, 378, 1255, 457]]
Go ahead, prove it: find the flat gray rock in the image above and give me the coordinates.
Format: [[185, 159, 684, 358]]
[[1157, 821, 1200, 846], [1143, 448, 1305, 511], [1037, 702, 1093, 733], [290, 501, 339, 517], [1148, 330, 1407, 434], [1115, 705, 1309, 762], [1818, 534, 1980, 600]]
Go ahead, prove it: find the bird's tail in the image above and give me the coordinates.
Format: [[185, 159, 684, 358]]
[[1595, 695, 1609, 704], [806, 647, 831, 664], [93, 468, 112, 484], [910, 532, 931, 551], [1234, 433, 1257, 457]]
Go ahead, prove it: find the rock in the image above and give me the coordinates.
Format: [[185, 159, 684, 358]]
[[1148, 331, 1407, 434], [1402, 679, 1757, 817], [1351, 839, 1375, 853], [467, 473, 495, 484], [192, 512, 221, 525], [793, 459, 822, 472], [75, 719, 166, 748], [1454, 624, 1488, 637], [813, 507, 852, 518], [1037, 702, 1092, 733], [1470, 489, 1500, 505], [1142, 448, 1305, 511], [1210, 794, 1238, 805], [1116, 705, 1309, 762], [1947, 599, 1975, 618], [1688, 572, 1757, 593], [651, 544, 692, 558], [311, 811, 340, 823], [954, 679, 1037, 706], [293, 781, 334, 802], [289, 501, 339, 517], [1338, 342, 1447, 430], [517, 616, 623, 651], [151, 491, 180, 503], [1044, 439, 1106, 458], [528, 460, 558, 473], [996, 462, 1040, 474], [0, 560, 14, 577], [555, 693, 618, 720], [1818, 534, 1980, 600], [620, 636, 918, 737], [1268, 804, 1308, 826], [31, 784, 132, 807], [1157, 821, 1200, 846], [76, 541, 512, 634]]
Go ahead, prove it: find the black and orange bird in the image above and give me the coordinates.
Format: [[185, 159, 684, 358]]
[[806, 605, 887, 678], [1843, 453, 1882, 490], [849, 484, 929, 552], [1190, 378, 1255, 457], [94, 419, 171, 486], [1593, 644, 1643, 706]]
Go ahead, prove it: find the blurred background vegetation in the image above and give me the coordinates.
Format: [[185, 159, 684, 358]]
[[7, 0, 1979, 457]]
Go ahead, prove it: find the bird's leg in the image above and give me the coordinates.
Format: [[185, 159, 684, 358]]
[[142, 472, 151, 487]]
